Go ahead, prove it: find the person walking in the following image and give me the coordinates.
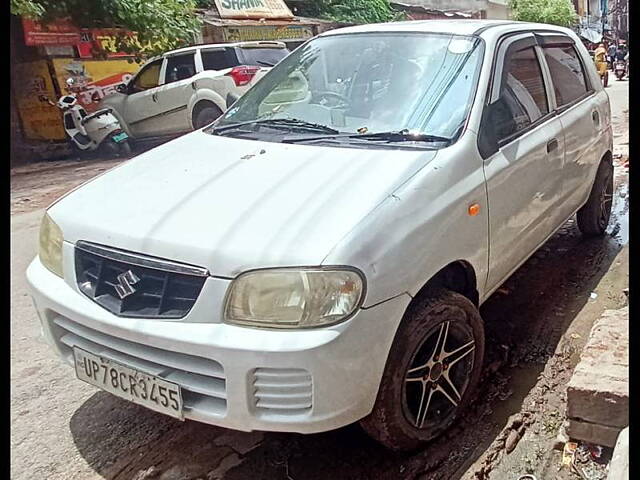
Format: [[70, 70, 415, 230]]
[[608, 43, 617, 69], [594, 43, 609, 87]]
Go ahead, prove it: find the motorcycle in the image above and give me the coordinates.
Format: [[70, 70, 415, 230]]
[[614, 60, 627, 80], [40, 78, 131, 157]]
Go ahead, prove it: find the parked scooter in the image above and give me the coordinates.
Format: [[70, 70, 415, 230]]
[[40, 78, 131, 157], [614, 60, 627, 80]]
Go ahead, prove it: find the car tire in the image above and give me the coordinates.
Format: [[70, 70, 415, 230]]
[[360, 288, 485, 451], [577, 159, 614, 237], [193, 104, 223, 129]]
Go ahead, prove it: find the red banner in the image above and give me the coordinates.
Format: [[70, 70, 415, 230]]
[[22, 18, 81, 46]]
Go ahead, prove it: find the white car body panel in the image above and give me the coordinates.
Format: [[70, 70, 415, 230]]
[[27, 21, 613, 434]]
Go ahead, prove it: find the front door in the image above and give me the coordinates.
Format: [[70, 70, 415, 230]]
[[123, 58, 164, 138], [155, 52, 198, 133], [483, 34, 566, 293]]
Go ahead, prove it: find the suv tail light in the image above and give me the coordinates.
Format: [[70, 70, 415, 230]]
[[226, 66, 260, 86]]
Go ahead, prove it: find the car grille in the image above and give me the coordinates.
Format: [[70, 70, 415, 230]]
[[75, 241, 207, 319]]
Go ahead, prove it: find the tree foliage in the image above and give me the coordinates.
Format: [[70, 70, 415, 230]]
[[10, 0, 202, 58], [508, 0, 578, 28], [292, 0, 403, 24]]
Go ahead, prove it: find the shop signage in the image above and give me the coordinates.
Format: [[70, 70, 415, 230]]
[[215, 0, 294, 19], [223, 25, 313, 42], [22, 18, 82, 46]]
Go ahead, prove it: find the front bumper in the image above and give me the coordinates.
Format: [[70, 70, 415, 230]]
[[26, 256, 411, 434]]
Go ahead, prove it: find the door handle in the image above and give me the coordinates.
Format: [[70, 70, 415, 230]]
[[152, 92, 158, 102], [546, 138, 558, 153], [592, 110, 600, 126]]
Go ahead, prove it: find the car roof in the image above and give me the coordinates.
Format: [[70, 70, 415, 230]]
[[318, 19, 572, 39], [163, 41, 287, 56]]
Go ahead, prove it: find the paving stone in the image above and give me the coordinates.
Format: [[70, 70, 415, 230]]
[[566, 307, 628, 429]]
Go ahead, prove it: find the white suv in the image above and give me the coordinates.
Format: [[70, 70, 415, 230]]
[[99, 41, 289, 139], [27, 20, 613, 450]]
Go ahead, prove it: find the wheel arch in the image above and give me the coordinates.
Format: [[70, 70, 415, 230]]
[[188, 90, 226, 129], [410, 260, 479, 308]]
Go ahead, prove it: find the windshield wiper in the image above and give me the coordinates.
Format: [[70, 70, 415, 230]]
[[283, 129, 452, 145], [210, 118, 341, 135], [255, 60, 275, 67]]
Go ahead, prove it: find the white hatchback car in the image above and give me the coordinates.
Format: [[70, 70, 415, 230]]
[[28, 20, 613, 450]]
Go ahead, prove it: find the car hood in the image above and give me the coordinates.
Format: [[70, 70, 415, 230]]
[[50, 131, 437, 277]]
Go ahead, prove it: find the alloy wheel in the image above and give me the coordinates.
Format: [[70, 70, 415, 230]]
[[402, 320, 475, 430]]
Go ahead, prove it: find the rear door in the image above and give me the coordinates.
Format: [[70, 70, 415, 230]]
[[537, 34, 604, 217], [483, 33, 567, 292], [154, 52, 198, 134], [123, 59, 164, 137]]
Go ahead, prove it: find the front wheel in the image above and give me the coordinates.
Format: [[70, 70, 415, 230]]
[[576, 159, 614, 237], [360, 289, 485, 451]]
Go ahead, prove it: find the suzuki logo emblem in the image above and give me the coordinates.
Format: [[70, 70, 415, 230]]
[[114, 270, 140, 300]]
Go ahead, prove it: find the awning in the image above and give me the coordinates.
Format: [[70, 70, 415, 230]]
[[201, 11, 333, 42], [578, 27, 602, 44]]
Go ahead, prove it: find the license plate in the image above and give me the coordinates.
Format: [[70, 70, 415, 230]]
[[112, 132, 128, 143], [73, 347, 183, 420]]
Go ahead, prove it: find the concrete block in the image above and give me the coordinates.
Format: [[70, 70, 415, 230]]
[[566, 307, 628, 428], [608, 427, 629, 480], [566, 419, 621, 448]]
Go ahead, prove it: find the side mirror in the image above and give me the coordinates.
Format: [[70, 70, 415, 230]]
[[115, 83, 128, 94], [226, 92, 240, 109], [477, 100, 502, 159]]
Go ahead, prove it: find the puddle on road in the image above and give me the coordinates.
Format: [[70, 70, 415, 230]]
[[608, 170, 629, 245]]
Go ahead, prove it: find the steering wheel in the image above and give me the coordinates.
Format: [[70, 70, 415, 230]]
[[315, 91, 350, 107]]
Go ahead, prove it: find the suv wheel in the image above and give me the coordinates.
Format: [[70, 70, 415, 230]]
[[193, 104, 223, 130], [360, 289, 485, 451], [577, 159, 614, 237]]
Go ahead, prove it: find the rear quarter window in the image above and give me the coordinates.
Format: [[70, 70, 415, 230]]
[[201, 49, 237, 71], [542, 45, 589, 107], [237, 47, 289, 67]]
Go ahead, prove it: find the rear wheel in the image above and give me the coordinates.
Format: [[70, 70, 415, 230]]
[[193, 104, 223, 129], [102, 139, 119, 157], [119, 140, 132, 156], [360, 289, 485, 451], [577, 159, 614, 237]]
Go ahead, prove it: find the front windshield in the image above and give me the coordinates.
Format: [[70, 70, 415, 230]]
[[212, 32, 484, 144]]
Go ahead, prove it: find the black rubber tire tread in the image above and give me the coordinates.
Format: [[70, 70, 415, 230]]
[[576, 158, 613, 237], [120, 140, 132, 156], [360, 289, 485, 451], [193, 104, 223, 129]]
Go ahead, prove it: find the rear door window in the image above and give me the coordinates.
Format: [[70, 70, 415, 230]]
[[165, 53, 196, 83], [542, 45, 589, 107], [201, 49, 237, 71], [237, 47, 289, 67], [494, 46, 550, 141]]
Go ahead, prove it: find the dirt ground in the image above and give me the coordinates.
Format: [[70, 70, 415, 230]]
[[10, 80, 629, 480]]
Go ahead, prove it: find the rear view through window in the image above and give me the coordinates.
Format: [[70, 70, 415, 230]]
[[237, 47, 289, 67], [542, 45, 590, 106]]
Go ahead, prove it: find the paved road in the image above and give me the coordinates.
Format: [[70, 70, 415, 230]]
[[11, 80, 629, 480]]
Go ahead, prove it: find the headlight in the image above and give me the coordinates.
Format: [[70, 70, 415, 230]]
[[39, 212, 64, 278], [224, 268, 365, 329]]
